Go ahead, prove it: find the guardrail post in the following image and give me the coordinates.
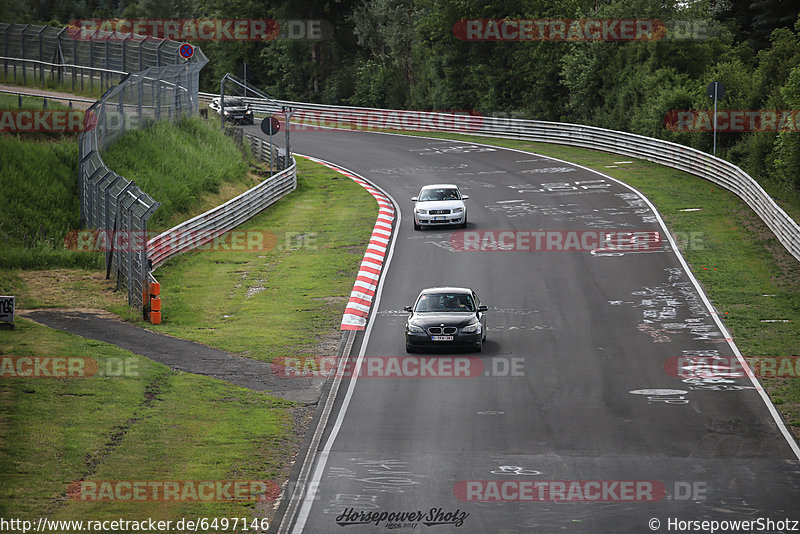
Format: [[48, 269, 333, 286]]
[[138, 37, 144, 72], [126, 193, 142, 306], [103, 36, 110, 91], [85, 167, 104, 228], [88, 34, 95, 93], [102, 174, 122, 233], [119, 89, 125, 134], [78, 150, 97, 224], [137, 78, 143, 126], [219, 77, 225, 130], [3, 27, 8, 80], [73, 37, 79, 92], [56, 28, 67, 86], [140, 201, 160, 314], [121, 35, 127, 73], [153, 76, 160, 121], [37, 27, 45, 85], [156, 40, 164, 67], [20, 25, 27, 84]]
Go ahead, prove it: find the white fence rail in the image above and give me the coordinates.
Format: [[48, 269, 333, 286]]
[[198, 92, 800, 264]]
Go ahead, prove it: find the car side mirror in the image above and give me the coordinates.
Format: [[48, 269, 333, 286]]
[[477, 305, 488, 312], [403, 305, 413, 312], [411, 197, 418, 202], [462, 195, 470, 200]]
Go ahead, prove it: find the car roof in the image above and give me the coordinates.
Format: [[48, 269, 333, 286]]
[[419, 286, 473, 295], [420, 184, 459, 190]]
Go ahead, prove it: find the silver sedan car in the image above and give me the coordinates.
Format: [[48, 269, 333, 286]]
[[412, 184, 469, 230]]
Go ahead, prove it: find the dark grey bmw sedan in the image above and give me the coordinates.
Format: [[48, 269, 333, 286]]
[[404, 287, 487, 353]]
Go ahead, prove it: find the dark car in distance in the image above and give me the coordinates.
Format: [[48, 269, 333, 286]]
[[404, 287, 487, 353], [208, 97, 254, 125]]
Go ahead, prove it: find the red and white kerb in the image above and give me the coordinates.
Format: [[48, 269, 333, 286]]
[[297, 155, 395, 330]]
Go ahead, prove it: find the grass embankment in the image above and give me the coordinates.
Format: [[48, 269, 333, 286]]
[[101, 116, 251, 231], [1, 117, 378, 523], [387, 130, 800, 435], [140, 156, 378, 361], [0, 113, 250, 273], [0, 94, 91, 269]]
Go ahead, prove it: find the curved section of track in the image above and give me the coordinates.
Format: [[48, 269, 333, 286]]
[[249, 126, 800, 533]]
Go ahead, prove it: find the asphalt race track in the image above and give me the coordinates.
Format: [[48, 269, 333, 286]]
[[249, 125, 800, 533]]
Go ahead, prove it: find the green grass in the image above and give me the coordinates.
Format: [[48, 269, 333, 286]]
[[0, 113, 250, 270], [101, 115, 250, 231], [1, 72, 108, 100], [374, 130, 800, 433], [0, 92, 73, 111], [143, 156, 378, 361], [0, 318, 293, 521], [0, 111, 101, 270], [0, 155, 379, 524]]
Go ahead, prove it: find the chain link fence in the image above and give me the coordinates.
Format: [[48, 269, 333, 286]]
[[1, 22, 197, 94], [78, 36, 206, 310], [1, 22, 208, 310]]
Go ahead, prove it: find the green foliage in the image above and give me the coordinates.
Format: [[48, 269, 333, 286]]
[[0, 114, 249, 269], [101, 115, 249, 229], [0, 133, 101, 269], [773, 65, 800, 191], [6, 0, 800, 197]]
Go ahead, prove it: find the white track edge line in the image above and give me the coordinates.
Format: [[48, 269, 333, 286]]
[[290, 156, 403, 532]]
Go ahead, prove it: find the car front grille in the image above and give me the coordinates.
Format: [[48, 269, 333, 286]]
[[428, 326, 458, 335], [428, 209, 451, 215]]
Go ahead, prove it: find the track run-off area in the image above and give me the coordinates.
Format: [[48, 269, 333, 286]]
[[247, 125, 800, 533]]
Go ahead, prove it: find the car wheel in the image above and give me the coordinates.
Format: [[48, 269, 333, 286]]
[[461, 215, 468, 229], [414, 221, 421, 231], [406, 344, 415, 353], [474, 339, 482, 353]]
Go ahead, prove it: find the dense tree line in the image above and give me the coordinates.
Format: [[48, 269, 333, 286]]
[[5, 0, 799, 192]]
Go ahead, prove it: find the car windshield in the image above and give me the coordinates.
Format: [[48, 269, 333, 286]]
[[222, 98, 245, 107], [415, 293, 475, 312], [418, 188, 460, 201]]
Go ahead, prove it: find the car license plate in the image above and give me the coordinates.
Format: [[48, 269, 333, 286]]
[[431, 335, 453, 341], [433, 216, 446, 221]]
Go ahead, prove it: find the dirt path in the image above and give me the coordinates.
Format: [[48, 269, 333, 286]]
[[19, 309, 325, 404]]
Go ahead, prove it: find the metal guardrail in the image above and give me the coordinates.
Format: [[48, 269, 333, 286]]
[[197, 91, 800, 264], [147, 152, 297, 269], [0, 87, 96, 108]]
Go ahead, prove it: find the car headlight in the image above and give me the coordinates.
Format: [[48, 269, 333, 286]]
[[407, 324, 424, 333], [452, 207, 464, 213], [460, 322, 479, 333], [415, 208, 427, 215]]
